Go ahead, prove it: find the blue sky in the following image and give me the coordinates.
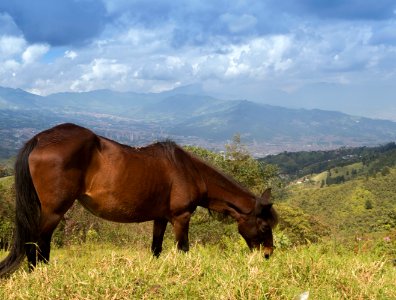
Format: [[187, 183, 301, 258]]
[[1, 1, 396, 119]]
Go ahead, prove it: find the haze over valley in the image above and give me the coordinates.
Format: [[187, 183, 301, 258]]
[[1, 85, 396, 159]]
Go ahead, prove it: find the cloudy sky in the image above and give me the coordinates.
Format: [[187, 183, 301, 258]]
[[1, 1, 396, 119]]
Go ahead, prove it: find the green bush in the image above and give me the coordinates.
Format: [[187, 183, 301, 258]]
[[275, 203, 330, 244]]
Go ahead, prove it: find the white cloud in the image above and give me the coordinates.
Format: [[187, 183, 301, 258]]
[[71, 58, 129, 91], [64, 50, 77, 60], [0, 35, 25, 58], [3, 59, 20, 70], [0, 59, 20, 83], [250, 35, 293, 72], [85, 58, 128, 80], [193, 35, 293, 80], [22, 44, 49, 64]]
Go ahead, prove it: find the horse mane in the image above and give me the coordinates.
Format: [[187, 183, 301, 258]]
[[151, 139, 179, 160], [186, 150, 254, 197], [145, 140, 253, 197], [153, 139, 177, 150]]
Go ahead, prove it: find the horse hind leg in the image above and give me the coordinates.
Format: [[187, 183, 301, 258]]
[[37, 212, 65, 264], [151, 218, 168, 257], [28, 198, 75, 270], [25, 214, 63, 270], [25, 228, 55, 272]]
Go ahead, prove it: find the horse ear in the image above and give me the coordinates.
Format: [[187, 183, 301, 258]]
[[261, 188, 271, 202], [256, 188, 272, 215], [255, 202, 273, 216], [264, 203, 273, 210]]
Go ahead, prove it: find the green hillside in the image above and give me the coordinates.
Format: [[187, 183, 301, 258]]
[[0, 176, 14, 216], [284, 168, 396, 235], [312, 162, 363, 183], [262, 142, 396, 181]]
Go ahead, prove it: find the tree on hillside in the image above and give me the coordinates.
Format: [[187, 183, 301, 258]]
[[381, 167, 390, 176], [185, 134, 280, 195], [0, 165, 13, 178], [224, 134, 279, 194]]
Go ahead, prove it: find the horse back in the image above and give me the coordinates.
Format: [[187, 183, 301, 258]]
[[29, 123, 98, 170], [27, 123, 208, 222]]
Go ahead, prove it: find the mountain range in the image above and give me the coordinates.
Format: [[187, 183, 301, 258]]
[[1, 86, 396, 158]]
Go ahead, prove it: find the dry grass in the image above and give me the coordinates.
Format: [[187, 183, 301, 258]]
[[1, 237, 395, 300]]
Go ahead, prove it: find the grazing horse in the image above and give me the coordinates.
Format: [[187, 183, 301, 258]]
[[0, 123, 278, 277]]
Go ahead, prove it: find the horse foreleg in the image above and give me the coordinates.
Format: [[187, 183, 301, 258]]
[[151, 218, 168, 257], [172, 212, 191, 252]]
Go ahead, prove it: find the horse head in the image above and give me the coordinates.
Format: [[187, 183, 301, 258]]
[[237, 188, 278, 259]]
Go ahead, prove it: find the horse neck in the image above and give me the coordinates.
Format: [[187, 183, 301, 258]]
[[193, 158, 256, 217]]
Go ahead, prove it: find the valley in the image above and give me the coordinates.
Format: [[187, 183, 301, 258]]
[[2, 86, 396, 159]]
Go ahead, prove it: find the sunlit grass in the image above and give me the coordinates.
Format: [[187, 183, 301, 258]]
[[312, 162, 364, 184], [1, 238, 395, 299]]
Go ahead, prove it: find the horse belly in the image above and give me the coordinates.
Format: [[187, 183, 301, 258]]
[[79, 187, 170, 223], [81, 140, 172, 223]]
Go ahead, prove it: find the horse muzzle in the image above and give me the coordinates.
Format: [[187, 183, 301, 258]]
[[263, 246, 274, 259]]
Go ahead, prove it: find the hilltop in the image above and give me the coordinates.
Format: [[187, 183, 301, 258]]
[[258, 144, 396, 240], [261, 142, 396, 179], [281, 167, 396, 237]]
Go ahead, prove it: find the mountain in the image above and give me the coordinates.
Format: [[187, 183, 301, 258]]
[[1, 86, 396, 158], [0, 87, 41, 109], [168, 100, 396, 144], [40, 89, 161, 116]]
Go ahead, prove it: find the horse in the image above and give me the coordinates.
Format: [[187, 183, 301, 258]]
[[0, 123, 278, 277]]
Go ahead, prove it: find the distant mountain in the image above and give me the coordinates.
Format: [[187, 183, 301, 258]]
[[1, 86, 396, 158], [40, 89, 161, 116], [168, 100, 396, 143], [0, 87, 41, 109]]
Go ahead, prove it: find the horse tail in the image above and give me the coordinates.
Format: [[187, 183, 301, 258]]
[[0, 137, 40, 278]]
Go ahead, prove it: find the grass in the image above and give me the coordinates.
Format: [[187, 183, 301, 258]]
[[312, 162, 363, 183], [0, 176, 13, 188], [1, 237, 395, 299]]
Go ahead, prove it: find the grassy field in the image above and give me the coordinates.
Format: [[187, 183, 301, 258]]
[[1, 157, 396, 299], [311, 162, 364, 184], [0, 176, 13, 189], [0, 234, 395, 300]]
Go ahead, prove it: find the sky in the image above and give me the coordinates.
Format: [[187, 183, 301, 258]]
[[1, 0, 396, 119]]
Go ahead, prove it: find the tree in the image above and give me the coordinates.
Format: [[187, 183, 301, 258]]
[[0, 165, 13, 178], [365, 199, 373, 210], [381, 167, 390, 176], [185, 134, 280, 195]]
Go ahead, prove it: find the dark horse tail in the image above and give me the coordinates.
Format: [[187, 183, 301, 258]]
[[0, 137, 40, 278]]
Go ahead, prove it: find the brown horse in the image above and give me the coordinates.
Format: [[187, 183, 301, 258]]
[[0, 123, 278, 277]]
